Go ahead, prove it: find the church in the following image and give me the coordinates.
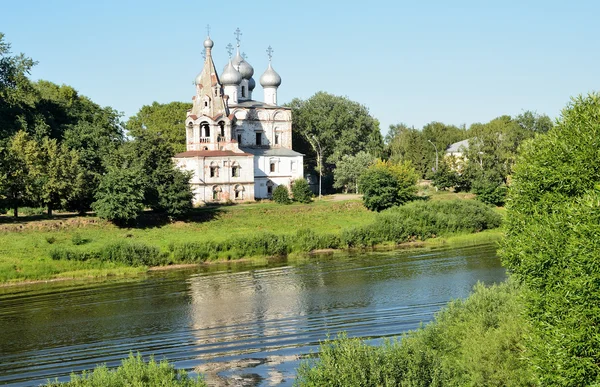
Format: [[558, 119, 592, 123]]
[[174, 31, 304, 205]]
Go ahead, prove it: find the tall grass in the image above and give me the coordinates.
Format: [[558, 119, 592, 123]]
[[295, 280, 535, 386], [43, 353, 206, 386]]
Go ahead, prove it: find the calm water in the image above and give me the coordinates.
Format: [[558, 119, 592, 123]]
[[0, 243, 505, 386]]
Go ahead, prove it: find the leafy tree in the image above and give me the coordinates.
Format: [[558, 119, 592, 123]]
[[93, 163, 145, 226], [272, 185, 291, 204], [291, 178, 313, 203], [431, 160, 459, 191], [287, 92, 383, 189], [514, 110, 553, 134], [127, 101, 191, 153], [359, 160, 418, 212], [502, 93, 600, 385], [0, 131, 32, 216], [333, 151, 375, 193]]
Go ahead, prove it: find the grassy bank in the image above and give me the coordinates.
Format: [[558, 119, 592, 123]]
[[0, 197, 502, 284], [295, 280, 534, 386]]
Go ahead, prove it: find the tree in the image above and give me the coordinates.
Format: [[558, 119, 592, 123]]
[[0, 131, 31, 217], [272, 185, 291, 204], [291, 178, 313, 203], [359, 160, 418, 212], [333, 151, 375, 193], [127, 101, 191, 153], [93, 163, 145, 226], [431, 160, 459, 191], [287, 92, 383, 190], [502, 93, 600, 385]]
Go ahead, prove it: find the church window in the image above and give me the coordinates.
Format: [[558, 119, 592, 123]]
[[203, 96, 211, 109], [237, 134, 242, 144], [241, 86, 246, 98], [270, 162, 276, 173], [212, 186, 222, 201], [201, 122, 210, 137], [267, 181, 274, 196], [291, 161, 297, 172], [210, 162, 219, 178], [256, 132, 262, 146], [234, 185, 243, 200], [274, 133, 279, 145], [232, 163, 240, 177], [218, 122, 225, 137]]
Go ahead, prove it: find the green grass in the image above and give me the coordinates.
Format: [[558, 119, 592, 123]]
[[0, 197, 504, 285]]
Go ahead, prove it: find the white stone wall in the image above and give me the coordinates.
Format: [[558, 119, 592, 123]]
[[253, 154, 304, 199], [232, 108, 292, 148]]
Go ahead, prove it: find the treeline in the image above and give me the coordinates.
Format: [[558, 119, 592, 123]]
[[0, 33, 193, 224], [296, 93, 600, 386]]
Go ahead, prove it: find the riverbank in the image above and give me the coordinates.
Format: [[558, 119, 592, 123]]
[[0, 195, 503, 285]]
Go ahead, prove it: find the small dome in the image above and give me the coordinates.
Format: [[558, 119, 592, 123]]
[[194, 72, 203, 85], [237, 60, 254, 80], [204, 37, 214, 49], [260, 63, 281, 88], [221, 60, 242, 86], [248, 77, 256, 91]]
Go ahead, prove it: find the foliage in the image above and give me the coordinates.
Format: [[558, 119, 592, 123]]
[[50, 241, 165, 267], [291, 178, 313, 203], [431, 160, 459, 190], [126, 101, 191, 153], [333, 151, 374, 193], [385, 122, 467, 178], [272, 184, 291, 204], [287, 92, 384, 189], [341, 199, 502, 247], [501, 93, 600, 386], [295, 280, 534, 387], [471, 177, 507, 206], [92, 163, 145, 226], [43, 352, 206, 386], [359, 160, 418, 212]]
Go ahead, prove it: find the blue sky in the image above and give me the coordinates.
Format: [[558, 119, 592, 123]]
[[3, 0, 599, 136]]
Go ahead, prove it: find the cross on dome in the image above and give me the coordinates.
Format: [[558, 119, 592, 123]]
[[234, 28, 242, 47], [266, 46, 274, 61], [226, 43, 234, 58]]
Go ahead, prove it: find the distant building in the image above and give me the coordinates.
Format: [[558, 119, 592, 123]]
[[444, 139, 470, 172], [174, 32, 303, 205]]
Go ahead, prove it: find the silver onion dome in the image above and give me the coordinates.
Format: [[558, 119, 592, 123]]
[[260, 63, 281, 87], [221, 60, 242, 86], [237, 60, 254, 80], [204, 37, 214, 49], [248, 77, 256, 91]]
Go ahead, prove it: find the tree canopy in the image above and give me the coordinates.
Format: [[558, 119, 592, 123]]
[[126, 101, 191, 153]]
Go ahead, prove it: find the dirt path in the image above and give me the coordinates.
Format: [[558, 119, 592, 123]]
[[326, 193, 362, 201]]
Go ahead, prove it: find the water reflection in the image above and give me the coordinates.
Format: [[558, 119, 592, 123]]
[[0, 243, 504, 386]]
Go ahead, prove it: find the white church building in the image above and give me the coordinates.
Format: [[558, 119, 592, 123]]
[[174, 31, 304, 204]]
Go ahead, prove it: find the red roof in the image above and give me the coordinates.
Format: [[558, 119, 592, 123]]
[[174, 150, 252, 158]]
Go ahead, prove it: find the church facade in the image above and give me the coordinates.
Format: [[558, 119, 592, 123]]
[[173, 33, 304, 205]]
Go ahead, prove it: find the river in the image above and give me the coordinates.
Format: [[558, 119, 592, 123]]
[[0, 242, 505, 386]]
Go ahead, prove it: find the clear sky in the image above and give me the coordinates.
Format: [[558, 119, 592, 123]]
[[3, 0, 599, 136]]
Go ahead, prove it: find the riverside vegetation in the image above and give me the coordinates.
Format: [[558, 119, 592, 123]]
[[0, 197, 501, 284]]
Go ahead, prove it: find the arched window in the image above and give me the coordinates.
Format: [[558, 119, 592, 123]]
[[209, 161, 219, 178], [234, 185, 244, 200], [201, 122, 210, 138], [274, 133, 279, 145], [202, 95, 211, 108], [231, 162, 240, 177], [267, 180, 274, 196], [212, 185, 222, 201], [241, 86, 246, 98], [218, 122, 225, 138]]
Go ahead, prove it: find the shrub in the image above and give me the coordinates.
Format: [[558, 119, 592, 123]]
[[294, 229, 341, 252], [45, 236, 57, 244], [272, 185, 291, 204], [502, 93, 600, 385], [472, 178, 507, 206], [71, 233, 89, 246], [296, 281, 534, 387], [291, 178, 313, 203], [19, 207, 45, 216], [359, 160, 418, 212], [43, 352, 206, 386], [49, 242, 165, 267]]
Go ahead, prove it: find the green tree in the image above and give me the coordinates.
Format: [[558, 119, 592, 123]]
[[333, 151, 375, 193], [127, 101, 191, 153], [93, 163, 145, 226], [502, 93, 600, 385], [272, 184, 291, 204], [431, 160, 459, 191], [359, 160, 418, 212], [291, 178, 313, 203], [287, 92, 383, 189], [0, 131, 32, 216]]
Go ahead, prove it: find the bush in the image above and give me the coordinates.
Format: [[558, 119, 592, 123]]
[[45, 236, 57, 244], [92, 165, 145, 226], [359, 160, 418, 212], [291, 178, 313, 203], [294, 229, 341, 252], [472, 178, 507, 206], [71, 233, 89, 246], [272, 185, 291, 204], [295, 281, 534, 387], [43, 352, 206, 386], [19, 207, 45, 216], [49, 242, 165, 266], [501, 93, 600, 385]]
